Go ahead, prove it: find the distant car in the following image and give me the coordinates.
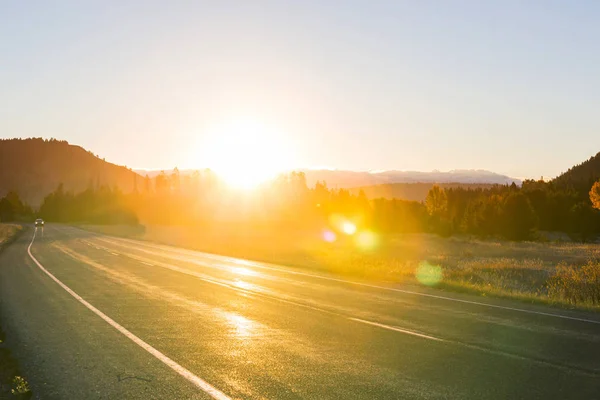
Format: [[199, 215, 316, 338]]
[[35, 218, 44, 227]]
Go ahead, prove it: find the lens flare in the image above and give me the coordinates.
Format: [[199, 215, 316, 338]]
[[416, 262, 443, 286], [355, 230, 378, 250], [328, 214, 357, 235], [341, 221, 357, 235], [323, 230, 337, 243]]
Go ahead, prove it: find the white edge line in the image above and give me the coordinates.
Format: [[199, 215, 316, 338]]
[[97, 236, 600, 325], [27, 231, 231, 400], [348, 318, 445, 342], [229, 264, 600, 325]]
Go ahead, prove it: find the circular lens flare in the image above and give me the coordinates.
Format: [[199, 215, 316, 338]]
[[416, 262, 443, 286], [323, 230, 337, 243], [355, 230, 378, 250], [341, 221, 357, 235]]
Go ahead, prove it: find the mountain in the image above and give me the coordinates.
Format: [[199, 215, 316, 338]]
[[349, 182, 498, 202], [135, 168, 521, 188], [0, 138, 141, 207], [300, 169, 521, 188], [1, 137, 522, 207], [552, 151, 600, 195]]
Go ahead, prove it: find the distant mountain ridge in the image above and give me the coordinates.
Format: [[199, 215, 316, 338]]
[[135, 168, 522, 188], [300, 169, 521, 188], [0, 138, 141, 206]]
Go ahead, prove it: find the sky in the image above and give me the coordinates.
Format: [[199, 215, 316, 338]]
[[2, 0, 600, 179]]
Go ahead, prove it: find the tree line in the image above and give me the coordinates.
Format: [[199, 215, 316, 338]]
[[38, 183, 138, 225], [0, 191, 33, 222], [2, 169, 600, 242], [426, 180, 600, 240]]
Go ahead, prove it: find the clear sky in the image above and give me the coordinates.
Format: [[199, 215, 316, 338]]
[[2, 1, 600, 179]]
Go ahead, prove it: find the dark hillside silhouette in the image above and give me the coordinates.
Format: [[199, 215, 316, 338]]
[[0, 138, 142, 206], [553, 151, 600, 198]]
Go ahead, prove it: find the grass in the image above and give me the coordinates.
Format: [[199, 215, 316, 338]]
[[80, 224, 600, 311], [0, 225, 22, 251], [0, 224, 31, 399]]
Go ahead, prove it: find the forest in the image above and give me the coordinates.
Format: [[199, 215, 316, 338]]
[[2, 168, 600, 242]]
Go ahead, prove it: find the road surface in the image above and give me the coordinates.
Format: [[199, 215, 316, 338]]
[[0, 225, 599, 399]]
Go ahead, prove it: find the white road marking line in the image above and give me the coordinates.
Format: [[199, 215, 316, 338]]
[[101, 251, 446, 343], [348, 318, 445, 342], [50, 244, 600, 376], [64, 243, 451, 344], [140, 261, 154, 266], [101, 236, 600, 325], [218, 264, 600, 325], [27, 231, 230, 400], [108, 251, 119, 256]]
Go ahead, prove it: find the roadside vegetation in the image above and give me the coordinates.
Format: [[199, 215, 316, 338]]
[[0, 225, 22, 250], [0, 224, 31, 399]]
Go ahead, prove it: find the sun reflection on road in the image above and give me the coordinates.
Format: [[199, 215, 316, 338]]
[[231, 266, 257, 277], [233, 279, 255, 291], [232, 258, 253, 266], [224, 313, 255, 340]]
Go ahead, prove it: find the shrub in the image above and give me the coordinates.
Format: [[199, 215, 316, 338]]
[[11, 376, 31, 398], [547, 261, 600, 305]]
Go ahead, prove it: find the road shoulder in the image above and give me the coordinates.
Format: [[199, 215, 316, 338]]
[[0, 224, 31, 399]]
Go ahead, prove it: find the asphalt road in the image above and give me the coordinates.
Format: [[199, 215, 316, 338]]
[[1, 225, 599, 399]]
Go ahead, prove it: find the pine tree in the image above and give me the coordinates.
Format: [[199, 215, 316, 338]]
[[425, 185, 448, 216]]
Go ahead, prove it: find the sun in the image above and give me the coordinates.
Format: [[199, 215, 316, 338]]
[[200, 118, 292, 189]]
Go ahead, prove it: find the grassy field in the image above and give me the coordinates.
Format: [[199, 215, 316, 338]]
[[0, 224, 31, 399], [81, 224, 600, 311]]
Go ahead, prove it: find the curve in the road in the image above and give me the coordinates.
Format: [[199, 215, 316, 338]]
[[27, 228, 231, 400]]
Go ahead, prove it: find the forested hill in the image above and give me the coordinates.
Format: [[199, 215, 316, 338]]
[[349, 182, 497, 202], [0, 138, 141, 207], [552, 151, 600, 196]]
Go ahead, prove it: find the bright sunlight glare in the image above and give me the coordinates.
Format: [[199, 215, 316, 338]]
[[199, 118, 294, 189], [341, 221, 357, 235], [232, 266, 257, 277]]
